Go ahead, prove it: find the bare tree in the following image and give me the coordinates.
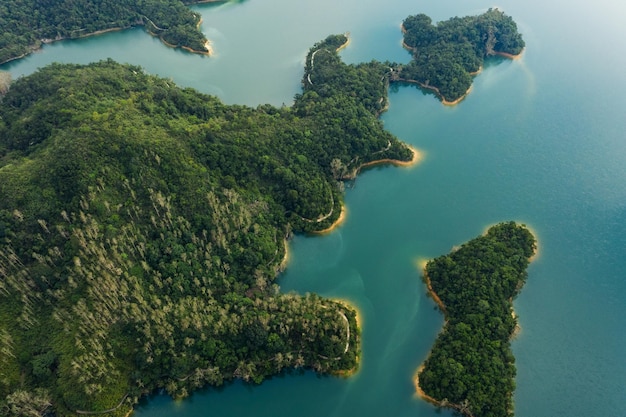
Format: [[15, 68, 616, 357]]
[[3, 389, 52, 417], [0, 71, 11, 96]]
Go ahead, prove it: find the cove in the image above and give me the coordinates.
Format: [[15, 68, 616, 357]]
[[3, 0, 626, 416]]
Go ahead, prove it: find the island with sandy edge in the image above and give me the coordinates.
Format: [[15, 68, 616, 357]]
[[415, 222, 536, 417]]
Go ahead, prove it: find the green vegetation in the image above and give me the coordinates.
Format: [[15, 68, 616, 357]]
[[395, 9, 525, 102], [0, 35, 412, 416], [0, 0, 215, 64], [418, 222, 536, 417]]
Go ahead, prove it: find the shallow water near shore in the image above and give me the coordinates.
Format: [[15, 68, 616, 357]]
[[3, 0, 626, 416]]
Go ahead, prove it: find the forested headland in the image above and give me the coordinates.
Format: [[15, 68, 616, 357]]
[[0, 34, 413, 416], [416, 222, 536, 417], [0, 0, 219, 64], [394, 9, 525, 103]]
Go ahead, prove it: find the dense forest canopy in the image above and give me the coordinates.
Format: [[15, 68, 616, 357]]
[[395, 9, 525, 103], [0, 35, 413, 416], [418, 222, 536, 417], [0, 5, 530, 415], [0, 0, 214, 64]]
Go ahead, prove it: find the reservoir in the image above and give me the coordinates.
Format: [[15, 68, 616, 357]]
[[3, 0, 626, 415]]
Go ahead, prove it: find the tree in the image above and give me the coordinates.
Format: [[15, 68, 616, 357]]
[[397, 10, 525, 103], [0, 71, 10, 96], [3, 389, 52, 417]]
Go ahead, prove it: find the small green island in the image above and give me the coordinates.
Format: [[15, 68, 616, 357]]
[[0, 0, 222, 64], [394, 9, 525, 104], [0, 35, 413, 416], [416, 222, 537, 417]]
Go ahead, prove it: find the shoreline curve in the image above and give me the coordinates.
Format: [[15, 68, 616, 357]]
[[356, 145, 422, 172], [311, 205, 347, 235], [312, 145, 421, 236], [2, 16, 213, 65], [330, 297, 363, 378]]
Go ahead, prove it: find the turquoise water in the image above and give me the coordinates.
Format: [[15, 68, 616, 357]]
[[3, 0, 626, 416]]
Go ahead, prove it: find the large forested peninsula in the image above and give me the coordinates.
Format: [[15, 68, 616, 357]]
[[417, 222, 536, 417], [394, 9, 525, 104], [0, 0, 217, 64], [0, 35, 413, 416]]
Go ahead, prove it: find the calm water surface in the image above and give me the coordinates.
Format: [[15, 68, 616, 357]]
[[3, 0, 626, 416]]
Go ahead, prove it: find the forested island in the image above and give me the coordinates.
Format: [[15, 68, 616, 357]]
[[0, 0, 219, 64], [394, 9, 525, 104], [0, 5, 529, 415], [416, 222, 537, 417], [0, 34, 414, 416]]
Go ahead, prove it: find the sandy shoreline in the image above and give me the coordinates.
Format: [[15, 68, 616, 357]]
[[357, 145, 422, 171], [311, 205, 347, 235], [414, 364, 472, 416], [331, 297, 363, 333], [420, 265, 446, 313], [495, 48, 524, 60], [336, 35, 351, 52], [397, 77, 471, 106], [413, 365, 441, 405], [313, 145, 420, 235], [525, 224, 540, 263], [161, 16, 211, 55], [278, 237, 291, 272]]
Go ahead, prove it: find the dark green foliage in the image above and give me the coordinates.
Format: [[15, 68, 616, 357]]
[[419, 222, 536, 417], [397, 9, 525, 102], [0, 0, 209, 64], [0, 38, 411, 415]]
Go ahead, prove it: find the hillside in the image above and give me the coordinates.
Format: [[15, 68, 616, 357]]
[[0, 35, 412, 416]]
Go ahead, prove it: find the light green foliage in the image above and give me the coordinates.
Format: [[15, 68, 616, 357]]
[[0, 71, 10, 96]]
